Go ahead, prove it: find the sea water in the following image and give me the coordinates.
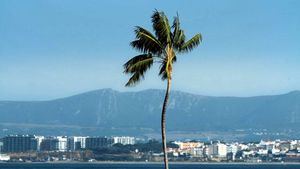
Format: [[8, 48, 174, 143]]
[[0, 163, 300, 169]]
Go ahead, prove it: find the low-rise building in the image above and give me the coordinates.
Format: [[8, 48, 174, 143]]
[[174, 141, 203, 150], [0, 154, 10, 161]]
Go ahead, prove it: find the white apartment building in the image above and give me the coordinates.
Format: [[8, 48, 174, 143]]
[[112, 136, 135, 145], [204, 142, 227, 158], [68, 136, 87, 151], [238, 143, 249, 150], [204, 144, 214, 157], [216, 143, 227, 157], [57, 136, 68, 152], [191, 147, 204, 157], [34, 136, 45, 151], [227, 143, 238, 155]]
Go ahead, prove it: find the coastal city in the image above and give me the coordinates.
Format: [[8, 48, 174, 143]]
[[1, 0, 300, 169], [1, 135, 300, 163]]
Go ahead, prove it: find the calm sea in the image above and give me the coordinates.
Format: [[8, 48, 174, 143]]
[[0, 163, 300, 169]]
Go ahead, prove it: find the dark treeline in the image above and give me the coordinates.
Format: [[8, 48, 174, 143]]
[[92, 140, 179, 154]]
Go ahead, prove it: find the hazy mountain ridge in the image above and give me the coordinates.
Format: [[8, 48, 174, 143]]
[[0, 89, 300, 139]]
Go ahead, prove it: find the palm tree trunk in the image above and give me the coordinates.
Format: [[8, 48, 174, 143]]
[[161, 78, 171, 169]]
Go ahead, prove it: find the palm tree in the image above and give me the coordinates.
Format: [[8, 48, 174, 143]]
[[123, 10, 202, 169]]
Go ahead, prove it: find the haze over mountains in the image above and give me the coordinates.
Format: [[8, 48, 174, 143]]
[[0, 89, 300, 141]]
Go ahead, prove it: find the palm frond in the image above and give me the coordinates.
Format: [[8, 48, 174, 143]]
[[172, 14, 180, 40], [172, 15, 185, 50], [125, 72, 141, 87], [158, 62, 168, 80], [124, 54, 153, 73], [130, 26, 163, 54], [124, 54, 154, 86], [179, 34, 202, 53], [173, 30, 185, 51], [151, 10, 171, 45]]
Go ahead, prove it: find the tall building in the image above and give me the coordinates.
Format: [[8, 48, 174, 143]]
[[112, 136, 135, 145], [227, 143, 238, 160], [2, 135, 37, 153], [216, 143, 227, 157], [85, 137, 112, 149], [40, 137, 59, 151], [0, 140, 3, 153], [67, 136, 87, 151], [191, 147, 204, 157], [34, 136, 45, 151], [204, 142, 227, 158], [57, 136, 68, 152], [204, 144, 214, 157]]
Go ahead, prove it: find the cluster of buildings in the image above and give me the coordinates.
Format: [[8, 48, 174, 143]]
[[2, 134, 300, 163], [168, 139, 300, 162], [0, 135, 135, 153]]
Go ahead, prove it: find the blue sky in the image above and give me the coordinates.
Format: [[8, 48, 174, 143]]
[[0, 0, 300, 100]]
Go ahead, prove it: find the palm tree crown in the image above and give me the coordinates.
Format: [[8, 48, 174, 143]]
[[124, 10, 202, 86]]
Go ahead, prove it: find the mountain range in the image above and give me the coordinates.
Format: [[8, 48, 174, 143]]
[[0, 89, 300, 141]]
